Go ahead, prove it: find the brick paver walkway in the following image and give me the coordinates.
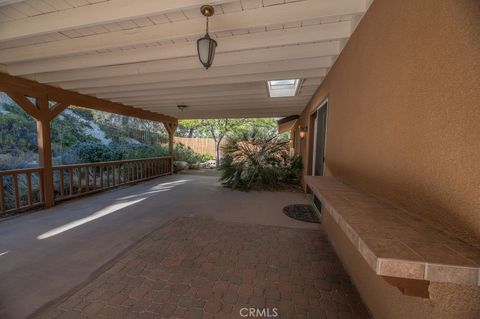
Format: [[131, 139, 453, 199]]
[[40, 217, 370, 319]]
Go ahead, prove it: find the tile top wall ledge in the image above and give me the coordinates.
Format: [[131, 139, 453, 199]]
[[305, 176, 480, 287]]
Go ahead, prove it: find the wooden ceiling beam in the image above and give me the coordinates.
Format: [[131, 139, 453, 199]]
[[108, 88, 272, 101], [6, 22, 348, 75], [0, 0, 364, 62], [116, 91, 313, 103], [136, 102, 309, 111], [94, 79, 323, 99], [0, 0, 234, 42], [174, 107, 303, 119], [78, 69, 326, 95], [113, 90, 316, 104], [26, 43, 339, 83], [95, 83, 270, 99], [0, 0, 24, 6], [55, 57, 331, 90], [140, 101, 307, 111], [0, 72, 176, 124]]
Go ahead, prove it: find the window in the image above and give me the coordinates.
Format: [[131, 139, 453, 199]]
[[267, 79, 300, 98]]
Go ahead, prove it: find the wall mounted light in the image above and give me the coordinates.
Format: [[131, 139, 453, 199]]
[[197, 5, 217, 69], [299, 126, 308, 139]]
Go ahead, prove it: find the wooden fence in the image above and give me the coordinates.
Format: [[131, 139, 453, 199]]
[[174, 137, 226, 157], [0, 156, 172, 215]]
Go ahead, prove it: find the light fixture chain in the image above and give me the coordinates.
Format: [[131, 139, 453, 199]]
[[206, 16, 209, 35]]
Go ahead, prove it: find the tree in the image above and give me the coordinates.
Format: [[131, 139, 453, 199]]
[[198, 119, 246, 167], [176, 119, 205, 138], [176, 118, 280, 168]]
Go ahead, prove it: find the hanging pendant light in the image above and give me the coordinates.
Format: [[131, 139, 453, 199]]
[[197, 5, 217, 69]]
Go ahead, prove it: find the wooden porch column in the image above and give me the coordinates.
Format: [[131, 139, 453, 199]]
[[168, 132, 174, 156], [164, 122, 178, 174], [6, 91, 70, 208], [36, 114, 55, 207], [164, 122, 178, 155], [38, 99, 70, 207]]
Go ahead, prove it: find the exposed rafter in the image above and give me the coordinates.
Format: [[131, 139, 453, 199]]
[[112, 89, 316, 104], [139, 102, 309, 111], [55, 57, 331, 90], [6, 22, 350, 75], [159, 107, 304, 119], [26, 43, 339, 83], [0, 0, 235, 42], [78, 69, 326, 95], [0, 0, 364, 63], [95, 79, 323, 100], [0, 0, 24, 6]]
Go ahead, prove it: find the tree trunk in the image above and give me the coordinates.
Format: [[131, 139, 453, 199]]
[[215, 137, 224, 168]]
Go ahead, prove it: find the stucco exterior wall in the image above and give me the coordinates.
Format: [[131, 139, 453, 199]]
[[298, 0, 480, 247]]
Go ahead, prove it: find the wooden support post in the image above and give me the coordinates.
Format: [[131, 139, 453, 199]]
[[164, 122, 178, 174], [168, 132, 174, 174], [36, 113, 55, 207], [168, 132, 174, 156]]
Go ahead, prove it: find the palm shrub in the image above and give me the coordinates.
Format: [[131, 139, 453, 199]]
[[219, 131, 302, 191]]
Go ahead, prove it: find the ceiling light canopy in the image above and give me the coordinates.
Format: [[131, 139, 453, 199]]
[[267, 79, 301, 97], [177, 104, 188, 112], [197, 5, 217, 69]]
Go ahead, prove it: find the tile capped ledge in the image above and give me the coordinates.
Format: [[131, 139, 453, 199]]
[[305, 176, 480, 297]]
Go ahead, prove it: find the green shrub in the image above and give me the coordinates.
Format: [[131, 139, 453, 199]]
[[200, 153, 214, 161], [0, 153, 38, 170], [58, 141, 211, 165], [120, 144, 168, 159], [0, 103, 38, 154], [68, 142, 169, 163], [219, 131, 302, 191], [69, 142, 118, 163], [173, 143, 213, 165]]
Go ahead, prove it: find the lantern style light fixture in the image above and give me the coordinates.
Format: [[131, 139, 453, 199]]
[[299, 126, 308, 139], [197, 5, 217, 69]]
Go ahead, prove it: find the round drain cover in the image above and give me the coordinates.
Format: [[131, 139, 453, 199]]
[[283, 204, 321, 223]]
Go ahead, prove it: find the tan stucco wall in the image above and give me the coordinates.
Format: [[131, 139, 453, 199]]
[[299, 0, 480, 247], [323, 213, 480, 319]]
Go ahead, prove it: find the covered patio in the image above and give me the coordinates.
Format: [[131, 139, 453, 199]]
[[1, 0, 479, 318], [0, 173, 368, 319]]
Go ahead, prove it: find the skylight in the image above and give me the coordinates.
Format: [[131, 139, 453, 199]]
[[267, 79, 300, 97]]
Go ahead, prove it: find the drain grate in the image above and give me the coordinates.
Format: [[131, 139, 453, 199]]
[[283, 204, 321, 223]]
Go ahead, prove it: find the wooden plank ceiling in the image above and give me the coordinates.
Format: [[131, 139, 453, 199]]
[[0, 0, 370, 119]]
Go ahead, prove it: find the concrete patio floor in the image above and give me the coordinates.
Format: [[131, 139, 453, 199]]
[[0, 173, 369, 319]]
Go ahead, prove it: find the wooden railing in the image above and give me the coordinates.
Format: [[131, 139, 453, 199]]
[[0, 167, 45, 214], [0, 156, 172, 215], [52, 156, 172, 202]]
